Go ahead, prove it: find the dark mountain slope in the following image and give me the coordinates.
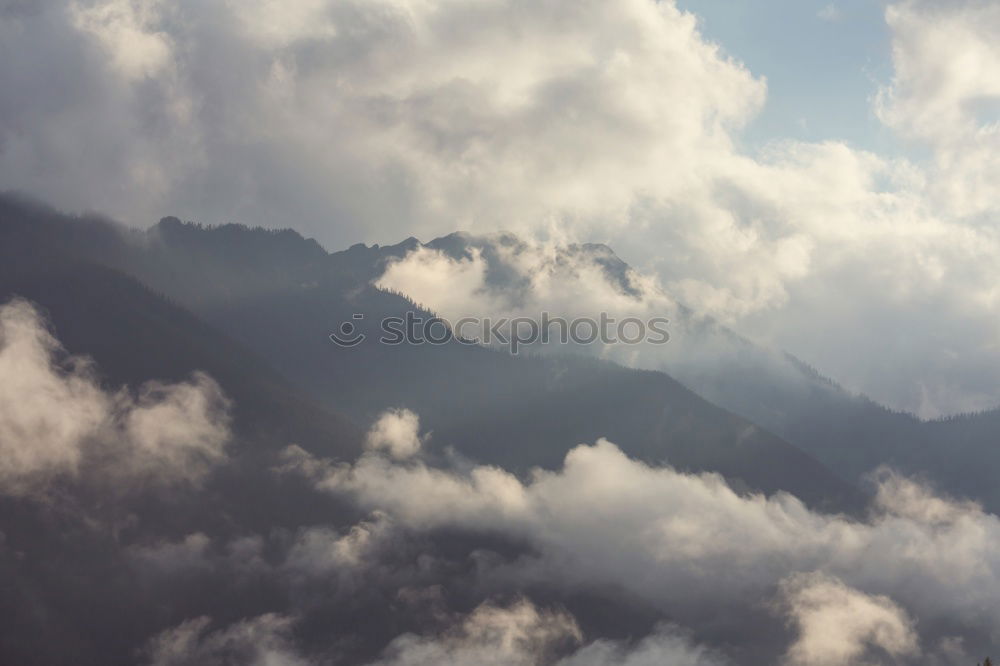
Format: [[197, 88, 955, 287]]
[[0, 200, 383, 665], [0, 195, 864, 512], [0, 247, 361, 463], [0, 216, 365, 540], [358, 229, 1000, 510]]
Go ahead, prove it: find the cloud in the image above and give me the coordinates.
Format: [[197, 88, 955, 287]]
[[128, 532, 215, 574], [366, 408, 424, 460], [147, 600, 727, 666], [367, 599, 582, 666], [98, 405, 999, 664], [0, 297, 230, 497], [0, 297, 109, 491], [284, 423, 1000, 658], [281, 444, 530, 532], [558, 629, 728, 666], [372, 236, 758, 380], [70, 0, 174, 81], [144, 613, 309, 666], [279, 512, 405, 598], [876, 0, 1000, 219], [375, 239, 676, 328], [0, 0, 762, 243], [112, 372, 231, 486], [777, 573, 918, 666], [373, 213, 1000, 416], [367, 599, 728, 666], [285, 516, 389, 573]]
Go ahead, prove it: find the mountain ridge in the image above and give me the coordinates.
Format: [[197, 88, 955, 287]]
[[0, 193, 865, 513]]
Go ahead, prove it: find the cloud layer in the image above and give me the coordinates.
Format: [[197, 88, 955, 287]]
[[0, 297, 230, 497], [27, 402, 991, 664], [272, 407, 1000, 663], [145, 600, 734, 666]]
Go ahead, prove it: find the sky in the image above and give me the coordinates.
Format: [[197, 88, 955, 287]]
[[1, 0, 1000, 416], [676, 0, 894, 149]]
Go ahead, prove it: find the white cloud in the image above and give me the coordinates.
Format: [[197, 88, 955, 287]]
[[374, 237, 741, 376], [281, 444, 530, 531], [132, 430, 1000, 664], [876, 0, 1000, 219], [777, 573, 918, 666], [366, 408, 424, 460], [229, 0, 338, 47], [70, 0, 173, 81], [0, 297, 109, 491], [368, 599, 582, 666], [284, 422, 1000, 655], [0, 298, 230, 497], [279, 512, 403, 597], [0, 0, 764, 241], [144, 613, 309, 666], [368, 599, 728, 666], [113, 372, 231, 486], [146, 601, 728, 666], [376, 240, 675, 327]]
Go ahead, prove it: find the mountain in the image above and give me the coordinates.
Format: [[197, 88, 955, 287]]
[[0, 201, 382, 664], [6, 193, 1000, 665], [0, 217, 361, 465], [0, 206, 371, 544], [0, 193, 862, 513], [370, 230, 1000, 509]]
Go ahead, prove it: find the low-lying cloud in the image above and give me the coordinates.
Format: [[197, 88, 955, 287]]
[[61, 405, 999, 664], [777, 573, 918, 666], [145, 599, 732, 666], [145, 613, 308, 666], [0, 297, 230, 497], [273, 408, 1000, 663], [365, 408, 424, 460]]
